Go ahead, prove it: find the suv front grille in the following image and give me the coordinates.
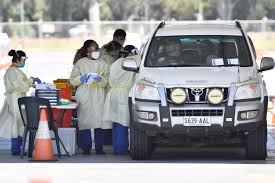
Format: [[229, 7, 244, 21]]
[[171, 109, 223, 117], [167, 87, 228, 104], [187, 88, 207, 102]]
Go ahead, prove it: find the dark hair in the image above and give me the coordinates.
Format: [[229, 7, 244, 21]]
[[124, 45, 136, 53], [73, 40, 98, 64], [104, 41, 122, 52], [120, 45, 136, 58], [113, 29, 126, 38], [8, 49, 26, 62]]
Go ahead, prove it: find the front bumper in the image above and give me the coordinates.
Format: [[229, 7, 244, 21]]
[[129, 97, 267, 136]]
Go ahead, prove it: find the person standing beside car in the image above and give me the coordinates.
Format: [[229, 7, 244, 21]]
[[103, 45, 139, 154], [100, 40, 123, 145], [70, 40, 109, 155]]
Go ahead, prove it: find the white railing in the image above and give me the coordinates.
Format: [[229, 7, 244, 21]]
[[0, 20, 275, 39]]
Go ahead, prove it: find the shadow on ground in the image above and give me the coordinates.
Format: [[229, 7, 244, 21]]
[[1, 146, 275, 164]]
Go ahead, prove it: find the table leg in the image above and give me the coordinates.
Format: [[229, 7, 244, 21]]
[[58, 137, 71, 157], [72, 109, 80, 147], [57, 109, 66, 127]]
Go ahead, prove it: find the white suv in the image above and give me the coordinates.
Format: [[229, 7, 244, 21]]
[[122, 21, 275, 160]]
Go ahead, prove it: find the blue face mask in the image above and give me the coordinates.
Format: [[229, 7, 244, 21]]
[[117, 39, 125, 46]]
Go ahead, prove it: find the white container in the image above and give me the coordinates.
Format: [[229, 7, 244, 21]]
[[51, 128, 76, 156]]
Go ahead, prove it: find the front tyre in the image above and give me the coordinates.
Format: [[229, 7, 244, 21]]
[[246, 124, 267, 160], [130, 124, 152, 160]]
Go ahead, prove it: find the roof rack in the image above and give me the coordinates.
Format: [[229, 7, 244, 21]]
[[151, 20, 165, 38], [235, 19, 246, 37], [235, 19, 242, 28], [235, 19, 255, 66], [142, 21, 165, 67], [157, 21, 166, 29]]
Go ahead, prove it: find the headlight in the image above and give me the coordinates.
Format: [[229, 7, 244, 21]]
[[170, 88, 186, 104], [238, 110, 258, 120], [235, 82, 261, 100], [208, 89, 224, 104], [138, 111, 157, 121], [135, 83, 160, 100]]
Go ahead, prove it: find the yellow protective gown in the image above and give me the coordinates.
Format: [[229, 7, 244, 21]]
[[100, 52, 116, 67], [100, 51, 117, 93], [0, 67, 33, 138], [69, 57, 109, 130], [99, 45, 107, 57], [102, 57, 136, 129]]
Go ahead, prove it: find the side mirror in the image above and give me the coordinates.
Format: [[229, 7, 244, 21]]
[[122, 56, 140, 73], [259, 57, 275, 72]]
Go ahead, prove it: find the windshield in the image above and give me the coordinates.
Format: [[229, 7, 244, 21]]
[[144, 36, 253, 67]]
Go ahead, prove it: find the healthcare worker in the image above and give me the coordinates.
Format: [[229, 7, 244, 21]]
[[70, 40, 109, 155], [0, 49, 38, 155], [100, 40, 122, 67], [103, 45, 139, 155], [99, 40, 122, 146], [100, 29, 126, 56]]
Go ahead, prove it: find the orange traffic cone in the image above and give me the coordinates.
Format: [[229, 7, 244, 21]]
[[32, 109, 57, 161]]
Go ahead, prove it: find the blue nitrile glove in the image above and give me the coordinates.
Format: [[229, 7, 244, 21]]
[[80, 75, 88, 82], [37, 78, 42, 84], [94, 75, 102, 82]]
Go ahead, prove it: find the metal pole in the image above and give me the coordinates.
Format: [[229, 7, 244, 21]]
[[144, 2, 149, 21], [20, 0, 25, 38], [198, 0, 204, 21]]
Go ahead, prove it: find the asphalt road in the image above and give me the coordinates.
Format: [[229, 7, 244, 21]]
[[1, 144, 275, 163]]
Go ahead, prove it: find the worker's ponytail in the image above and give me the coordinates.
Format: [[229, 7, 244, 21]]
[[73, 49, 83, 64]]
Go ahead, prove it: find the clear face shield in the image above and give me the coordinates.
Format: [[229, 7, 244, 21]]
[[131, 48, 139, 55], [120, 48, 139, 58], [20, 56, 28, 62]]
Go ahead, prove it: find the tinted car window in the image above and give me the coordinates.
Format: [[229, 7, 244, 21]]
[[145, 36, 253, 67]]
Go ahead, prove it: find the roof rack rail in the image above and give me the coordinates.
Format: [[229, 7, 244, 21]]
[[142, 21, 165, 66], [157, 21, 166, 29], [235, 19, 242, 28], [151, 20, 165, 38], [235, 19, 255, 62], [235, 19, 246, 36]]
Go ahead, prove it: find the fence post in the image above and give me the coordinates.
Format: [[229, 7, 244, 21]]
[[20, 0, 25, 38], [38, 19, 43, 38], [261, 17, 268, 33]]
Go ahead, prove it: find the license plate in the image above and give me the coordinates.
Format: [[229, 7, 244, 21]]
[[183, 116, 211, 126]]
